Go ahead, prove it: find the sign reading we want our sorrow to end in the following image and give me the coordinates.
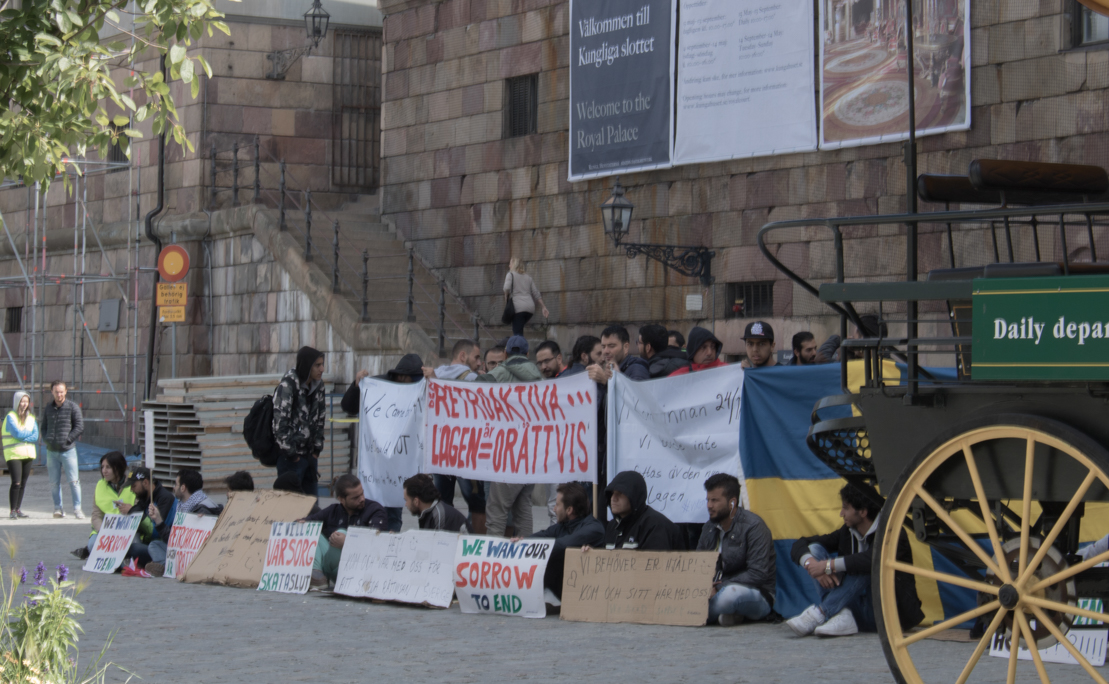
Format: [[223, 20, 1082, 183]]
[[453, 536, 555, 618], [424, 373, 598, 484]]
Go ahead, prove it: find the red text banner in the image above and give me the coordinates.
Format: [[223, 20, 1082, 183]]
[[257, 521, 322, 594], [164, 511, 218, 580], [424, 373, 598, 484]]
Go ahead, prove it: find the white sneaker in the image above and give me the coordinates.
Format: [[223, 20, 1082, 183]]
[[73, 510, 85, 520], [787, 605, 825, 636], [53, 509, 65, 519], [814, 608, 858, 636]]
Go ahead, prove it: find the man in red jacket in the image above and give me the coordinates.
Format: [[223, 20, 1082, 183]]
[[668, 326, 727, 377]]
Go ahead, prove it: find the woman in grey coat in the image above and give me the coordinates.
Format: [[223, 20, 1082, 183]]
[[503, 257, 548, 336]]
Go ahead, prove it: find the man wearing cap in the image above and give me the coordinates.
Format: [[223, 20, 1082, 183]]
[[741, 321, 778, 369], [274, 346, 328, 496], [116, 467, 175, 570], [668, 326, 727, 377]]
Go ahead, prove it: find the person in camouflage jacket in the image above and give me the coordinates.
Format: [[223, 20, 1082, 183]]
[[272, 346, 327, 496]]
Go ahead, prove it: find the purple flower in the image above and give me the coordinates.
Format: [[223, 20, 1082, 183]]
[[55, 564, 69, 582], [33, 562, 45, 586], [19, 566, 26, 584]]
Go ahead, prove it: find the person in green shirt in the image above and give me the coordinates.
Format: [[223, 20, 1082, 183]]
[[5, 391, 38, 518], [71, 451, 135, 560]]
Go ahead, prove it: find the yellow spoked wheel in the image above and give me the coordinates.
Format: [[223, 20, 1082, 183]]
[[874, 415, 1109, 684]]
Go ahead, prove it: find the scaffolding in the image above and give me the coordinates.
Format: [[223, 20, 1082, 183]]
[[0, 157, 147, 454]]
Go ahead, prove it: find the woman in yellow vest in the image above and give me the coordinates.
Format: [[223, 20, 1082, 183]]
[[71, 451, 136, 559], [5, 390, 38, 519]]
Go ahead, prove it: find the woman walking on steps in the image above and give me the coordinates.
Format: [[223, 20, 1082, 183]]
[[4, 391, 38, 519], [503, 257, 548, 337]]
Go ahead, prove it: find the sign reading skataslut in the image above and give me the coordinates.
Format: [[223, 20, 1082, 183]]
[[257, 521, 322, 594], [357, 377, 425, 507], [568, 0, 676, 181], [424, 374, 598, 484], [84, 513, 143, 574], [453, 536, 555, 618], [333, 528, 457, 608], [164, 511, 218, 579], [973, 276, 1109, 380], [607, 365, 744, 523]]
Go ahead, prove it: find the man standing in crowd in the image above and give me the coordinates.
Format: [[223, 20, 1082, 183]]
[[668, 330, 685, 352], [427, 339, 483, 381], [42, 380, 85, 519], [741, 321, 778, 369], [669, 326, 726, 377], [697, 474, 776, 625], [535, 340, 567, 379], [274, 346, 327, 496], [528, 483, 604, 599], [484, 345, 507, 373], [787, 483, 922, 637], [478, 336, 541, 537], [563, 335, 602, 376], [589, 471, 684, 551], [143, 469, 223, 576], [640, 323, 689, 378], [588, 325, 650, 386], [302, 473, 389, 587], [790, 332, 818, 365], [403, 473, 472, 532]]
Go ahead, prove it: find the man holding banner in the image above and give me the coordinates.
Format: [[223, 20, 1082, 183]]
[[302, 474, 389, 585], [595, 471, 684, 551], [528, 483, 604, 599]]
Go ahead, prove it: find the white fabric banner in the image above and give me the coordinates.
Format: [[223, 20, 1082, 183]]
[[164, 511, 218, 580], [84, 513, 143, 574], [423, 374, 599, 484], [333, 528, 458, 608], [453, 536, 555, 618], [673, 0, 816, 164], [606, 365, 745, 524], [356, 377, 425, 507]]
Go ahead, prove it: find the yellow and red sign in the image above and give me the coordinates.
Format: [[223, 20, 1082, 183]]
[[157, 245, 190, 282]]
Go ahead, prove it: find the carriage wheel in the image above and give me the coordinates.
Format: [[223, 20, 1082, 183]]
[[873, 415, 1109, 684]]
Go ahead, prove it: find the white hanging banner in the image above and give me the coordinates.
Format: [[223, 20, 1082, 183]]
[[356, 377, 425, 507], [333, 528, 458, 608]]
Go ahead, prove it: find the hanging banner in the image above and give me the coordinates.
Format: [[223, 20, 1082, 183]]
[[424, 374, 598, 484], [164, 511, 219, 580], [84, 513, 143, 574], [357, 377, 425, 507], [607, 365, 744, 524], [256, 521, 322, 594], [819, 0, 970, 149], [673, 0, 816, 165], [453, 536, 555, 618], [333, 528, 458, 608], [568, 0, 676, 181]]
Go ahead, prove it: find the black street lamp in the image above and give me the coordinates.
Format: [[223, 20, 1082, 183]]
[[266, 0, 332, 80], [600, 179, 715, 287]]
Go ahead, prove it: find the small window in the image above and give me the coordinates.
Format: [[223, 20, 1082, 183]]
[[726, 281, 774, 319], [5, 307, 22, 334], [1074, 2, 1109, 46], [504, 74, 538, 138], [107, 124, 128, 164]]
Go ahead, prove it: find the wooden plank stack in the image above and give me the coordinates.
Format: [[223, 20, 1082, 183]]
[[140, 374, 353, 493]]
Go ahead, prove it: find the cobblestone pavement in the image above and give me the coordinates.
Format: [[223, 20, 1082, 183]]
[[0, 471, 1093, 683]]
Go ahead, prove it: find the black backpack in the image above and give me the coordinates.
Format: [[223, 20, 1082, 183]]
[[243, 393, 279, 467]]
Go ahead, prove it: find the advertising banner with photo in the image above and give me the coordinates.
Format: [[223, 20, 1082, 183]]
[[606, 365, 744, 524], [568, 0, 676, 181], [164, 511, 219, 580], [453, 536, 556, 618], [334, 528, 458, 608], [819, 0, 969, 149], [356, 377, 425, 507], [673, 0, 816, 164], [423, 374, 599, 484], [84, 513, 143, 574]]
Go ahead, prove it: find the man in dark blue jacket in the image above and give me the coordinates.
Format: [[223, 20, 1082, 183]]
[[303, 474, 389, 585], [527, 483, 604, 599]]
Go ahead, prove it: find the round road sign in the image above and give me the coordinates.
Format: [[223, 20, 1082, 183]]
[[157, 245, 190, 282]]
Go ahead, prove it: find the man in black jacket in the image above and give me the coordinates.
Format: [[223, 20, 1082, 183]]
[[590, 471, 684, 551], [640, 323, 689, 378], [787, 483, 923, 637], [302, 474, 389, 585], [41, 380, 85, 519], [118, 467, 175, 569], [528, 483, 604, 598], [403, 473, 471, 533], [697, 474, 776, 625]]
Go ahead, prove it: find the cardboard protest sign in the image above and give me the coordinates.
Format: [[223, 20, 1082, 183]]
[[164, 511, 218, 579], [257, 521, 323, 594], [357, 377, 425, 507], [425, 373, 598, 484], [453, 535, 555, 618], [181, 490, 317, 588], [560, 549, 715, 626], [607, 365, 745, 523], [334, 528, 457, 607], [83, 513, 143, 574]]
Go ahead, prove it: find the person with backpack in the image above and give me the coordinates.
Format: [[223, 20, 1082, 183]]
[[273, 346, 328, 496], [5, 391, 38, 519]]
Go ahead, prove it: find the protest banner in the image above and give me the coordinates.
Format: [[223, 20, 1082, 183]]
[[334, 528, 457, 607], [164, 511, 219, 580], [560, 548, 715, 626], [989, 624, 1108, 666], [83, 513, 143, 574], [357, 377, 424, 507], [607, 365, 744, 523], [453, 535, 555, 618], [424, 373, 598, 484], [181, 490, 317, 588], [257, 521, 323, 594]]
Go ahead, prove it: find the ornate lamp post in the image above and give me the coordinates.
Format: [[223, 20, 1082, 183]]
[[266, 0, 331, 80]]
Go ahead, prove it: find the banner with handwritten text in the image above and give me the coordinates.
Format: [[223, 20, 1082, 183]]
[[357, 377, 425, 506], [257, 521, 322, 594], [164, 511, 218, 580], [84, 513, 143, 574], [453, 536, 555, 618], [424, 373, 598, 484], [334, 528, 457, 607], [607, 364, 745, 523]]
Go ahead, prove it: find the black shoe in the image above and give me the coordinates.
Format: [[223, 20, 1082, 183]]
[[15, 510, 28, 519], [70, 547, 90, 560]]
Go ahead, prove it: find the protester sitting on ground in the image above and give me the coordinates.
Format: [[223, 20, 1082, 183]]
[[299, 474, 388, 586], [225, 470, 254, 492], [5, 390, 38, 519], [561, 335, 601, 377], [668, 326, 726, 376], [274, 471, 322, 515], [143, 469, 223, 576], [71, 451, 134, 560], [403, 473, 471, 532], [697, 474, 776, 626], [586, 470, 684, 551], [668, 330, 685, 352], [738, 321, 778, 369], [787, 483, 922, 637], [526, 483, 604, 599], [640, 323, 689, 378], [587, 325, 650, 386], [274, 346, 328, 496], [484, 345, 507, 373], [790, 332, 818, 365], [118, 467, 175, 571], [535, 340, 568, 379]]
